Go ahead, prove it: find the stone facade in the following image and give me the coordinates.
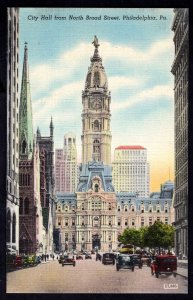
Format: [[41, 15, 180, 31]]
[[36, 119, 56, 255], [55, 180, 174, 252], [19, 44, 45, 255], [81, 37, 112, 165], [6, 8, 20, 254], [171, 8, 188, 258]]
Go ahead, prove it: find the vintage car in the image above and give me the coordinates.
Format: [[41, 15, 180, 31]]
[[151, 255, 177, 278], [35, 256, 42, 264], [132, 254, 143, 269], [85, 253, 92, 259], [62, 255, 76, 267], [14, 255, 24, 268], [102, 253, 115, 265], [76, 254, 83, 260], [116, 254, 135, 271]]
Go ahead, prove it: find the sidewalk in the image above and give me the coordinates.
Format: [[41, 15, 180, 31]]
[[176, 260, 188, 279]]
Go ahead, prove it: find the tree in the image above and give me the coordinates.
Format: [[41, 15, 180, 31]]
[[118, 227, 142, 247], [143, 221, 174, 253]]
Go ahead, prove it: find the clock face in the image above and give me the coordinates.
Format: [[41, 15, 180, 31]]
[[91, 98, 102, 110]]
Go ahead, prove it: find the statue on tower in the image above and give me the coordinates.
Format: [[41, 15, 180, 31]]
[[92, 35, 100, 48]]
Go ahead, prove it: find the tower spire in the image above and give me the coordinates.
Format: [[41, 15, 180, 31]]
[[91, 35, 101, 62], [19, 43, 34, 159]]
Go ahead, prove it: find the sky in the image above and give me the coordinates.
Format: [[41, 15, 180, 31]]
[[19, 8, 175, 192]]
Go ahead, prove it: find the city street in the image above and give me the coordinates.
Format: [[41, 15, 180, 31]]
[[7, 255, 188, 294]]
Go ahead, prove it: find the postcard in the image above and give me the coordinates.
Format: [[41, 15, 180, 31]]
[[4, 7, 188, 294]]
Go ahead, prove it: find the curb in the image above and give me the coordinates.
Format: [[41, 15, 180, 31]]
[[176, 272, 188, 279]]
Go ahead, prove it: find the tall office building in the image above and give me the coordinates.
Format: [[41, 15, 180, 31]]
[[55, 133, 77, 193], [171, 8, 188, 258], [6, 8, 20, 254], [112, 146, 150, 197]]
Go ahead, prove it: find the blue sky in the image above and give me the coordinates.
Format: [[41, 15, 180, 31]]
[[19, 8, 175, 191]]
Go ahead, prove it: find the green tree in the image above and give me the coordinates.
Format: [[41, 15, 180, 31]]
[[119, 227, 142, 247], [143, 221, 174, 253]]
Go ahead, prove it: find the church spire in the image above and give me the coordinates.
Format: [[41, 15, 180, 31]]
[[19, 42, 34, 159], [50, 116, 54, 137]]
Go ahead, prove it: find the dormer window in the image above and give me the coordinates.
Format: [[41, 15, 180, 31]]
[[95, 184, 99, 192]]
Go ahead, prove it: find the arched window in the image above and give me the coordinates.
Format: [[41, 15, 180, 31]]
[[94, 120, 99, 131], [24, 197, 29, 214], [22, 140, 27, 154], [86, 73, 91, 87], [93, 139, 100, 153], [6, 210, 11, 243], [95, 184, 99, 192], [94, 71, 100, 87], [12, 213, 16, 243], [19, 198, 23, 215]]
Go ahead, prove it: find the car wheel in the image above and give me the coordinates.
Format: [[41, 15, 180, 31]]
[[132, 267, 134, 272], [173, 272, 176, 278], [156, 272, 159, 278]]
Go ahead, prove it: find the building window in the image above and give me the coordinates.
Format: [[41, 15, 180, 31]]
[[24, 197, 29, 214], [19, 198, 23, 215], [118, 220, 121, 226], [58, 218, 61, 226], [65, 219, 68, 226], [12, 213, 16, 243], [118, 206, 120, 211]]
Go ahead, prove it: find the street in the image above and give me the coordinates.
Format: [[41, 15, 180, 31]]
[[7, 255, 187, 293]]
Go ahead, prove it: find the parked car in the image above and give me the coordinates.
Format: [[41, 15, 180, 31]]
[[76, 254, 83, 260], [14, 255, 24, 268], [27, 255, 36, 266], [150, 255, 177, 278], [116, 254, 135, 271], [102, 253, 115, 265], [35, 256, 42, 264], [85, 253, 92, 259], [132, 254, 143, 269], [62, 255, 76, 267]]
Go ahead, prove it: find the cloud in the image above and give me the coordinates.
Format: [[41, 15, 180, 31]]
[[111, 84, 173, 111], [29, 37, 173, 97]]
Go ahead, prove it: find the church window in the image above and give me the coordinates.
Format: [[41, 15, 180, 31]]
[[22, 140, 27, 154], [19, 198, 23, 214], [24, 197, 29, 214]]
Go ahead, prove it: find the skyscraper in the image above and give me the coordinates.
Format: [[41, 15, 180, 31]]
[[171, 8, 188, 258], [5, 8, 20, 254], [112, 145, 150, 197], [55, 132, 77, 193]]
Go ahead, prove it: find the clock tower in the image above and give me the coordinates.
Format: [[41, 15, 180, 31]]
[[81, 36, 112, 165]]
